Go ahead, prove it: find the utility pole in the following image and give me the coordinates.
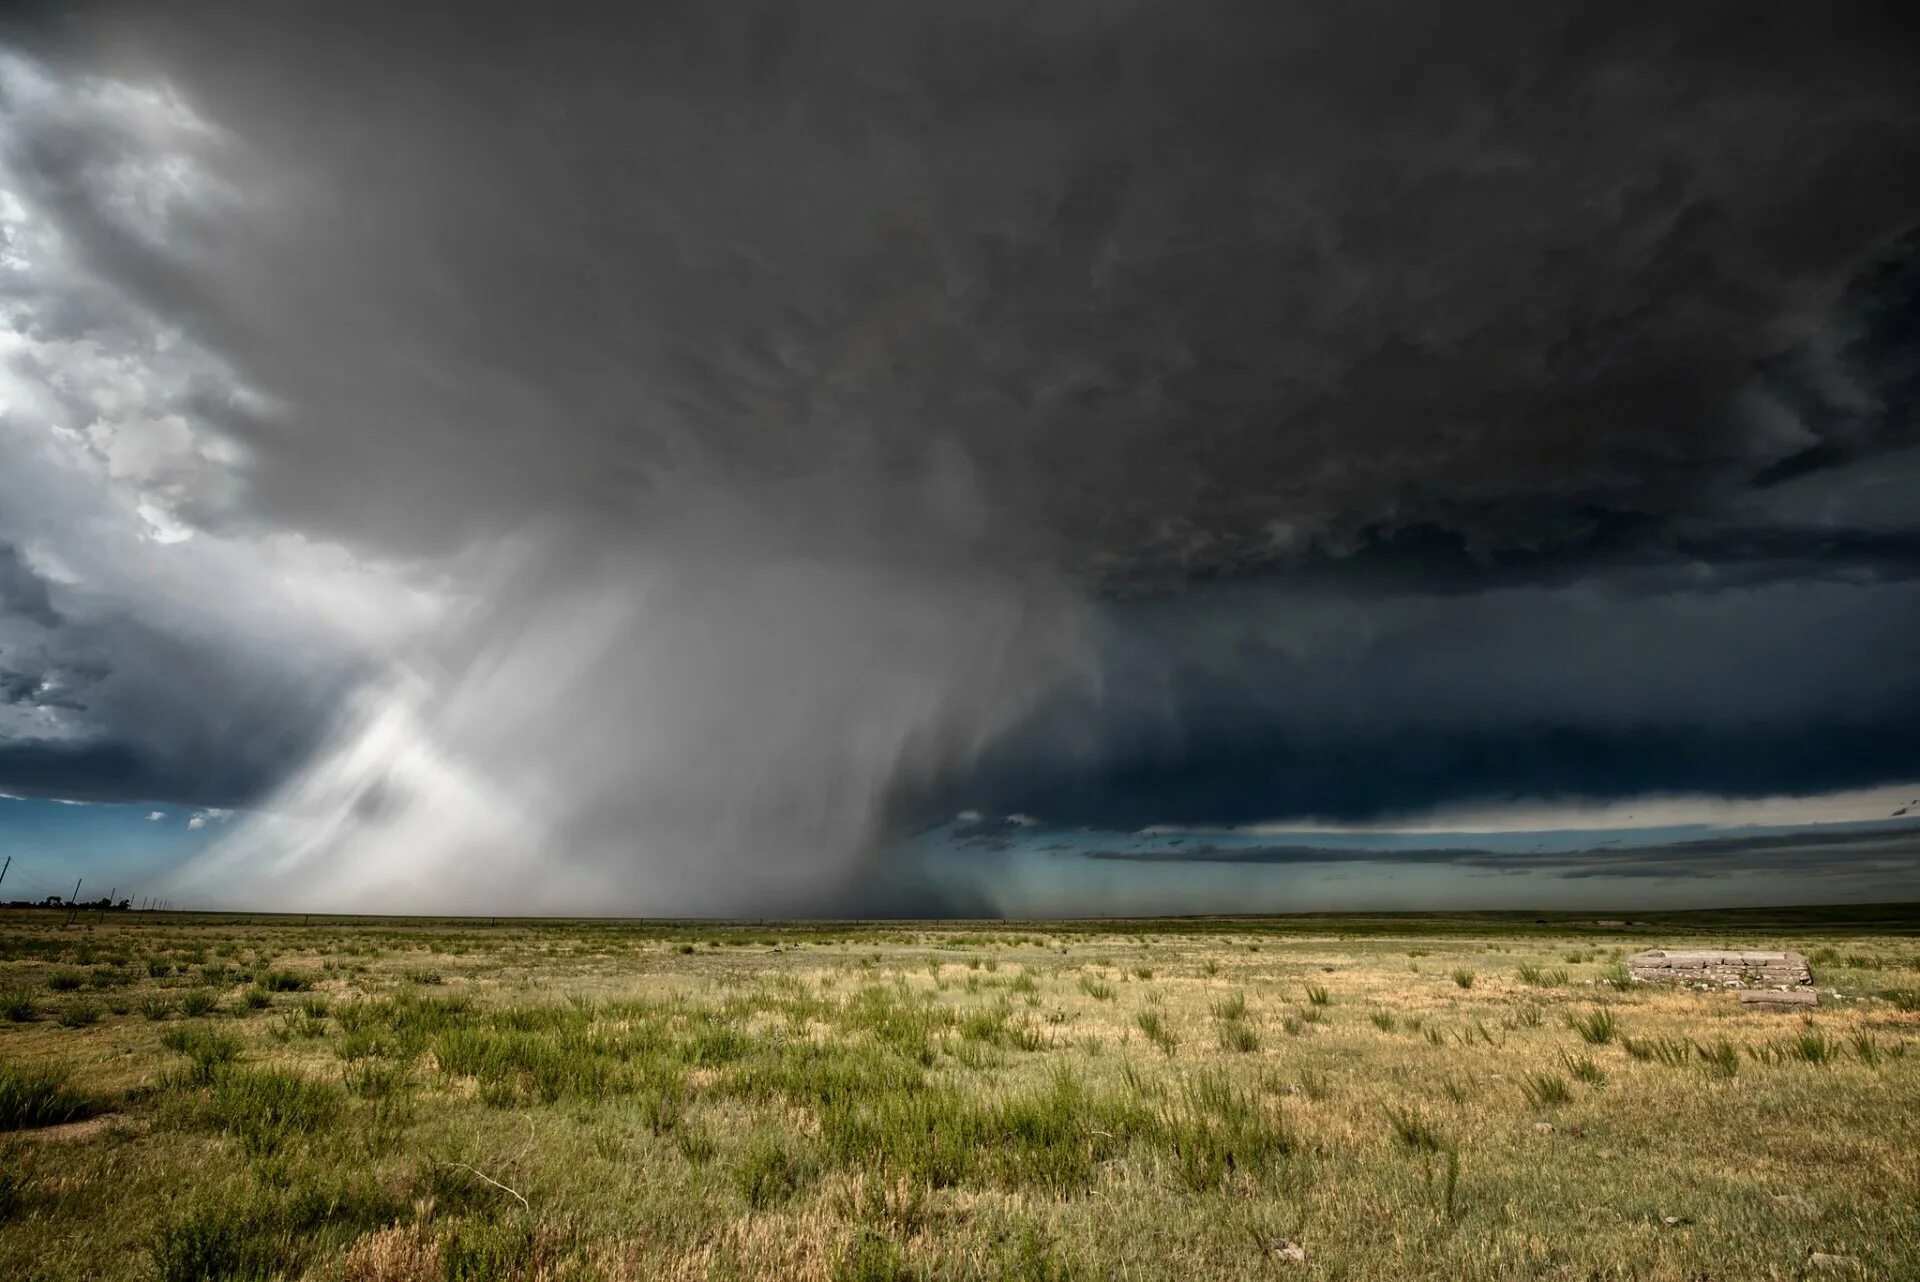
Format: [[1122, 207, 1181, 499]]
[[96, 887, 114, 925], [63, 878, 82, 928], [0, 855, 11, 894]]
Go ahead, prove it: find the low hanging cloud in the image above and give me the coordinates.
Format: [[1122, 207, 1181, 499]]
[[1073, 823, 1920, 882], [0, 3, 1918, 911]]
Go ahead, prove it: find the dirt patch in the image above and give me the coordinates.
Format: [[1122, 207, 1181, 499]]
[[20, 1112, 122, 1142]]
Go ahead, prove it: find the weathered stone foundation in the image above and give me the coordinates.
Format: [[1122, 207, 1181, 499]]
[[1627, 949, 1812, 987]]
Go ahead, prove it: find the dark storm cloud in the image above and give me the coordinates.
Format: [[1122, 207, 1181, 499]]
[[929, 564, 1920, 829], [964, 715, 1920, 831], [1, 1, 1919, 908], [6, 0, 1917, 574], [1078, 822, 1920, 881], [0, 543, 62, 628]]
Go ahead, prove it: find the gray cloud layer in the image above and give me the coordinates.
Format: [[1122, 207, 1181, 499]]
[[0, 2, 1918, 909], [1076, 823, 1920, 882]]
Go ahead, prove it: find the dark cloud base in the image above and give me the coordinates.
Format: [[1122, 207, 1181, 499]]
[[3, 2, 1920, 910], [1074, 822, 1920, 883], [945, 716, 1920, 833]]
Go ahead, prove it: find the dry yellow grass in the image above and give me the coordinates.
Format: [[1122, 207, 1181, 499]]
[[1, 908, 1916, 1279]]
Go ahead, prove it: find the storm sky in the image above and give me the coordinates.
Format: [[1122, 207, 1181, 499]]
[[1, 1, 1918, 914]]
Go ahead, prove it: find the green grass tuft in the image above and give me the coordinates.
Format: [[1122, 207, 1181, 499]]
[[1568, 1008, 1618, 1045], [1520, 1072, 1572, 1108], [201, 1067, 341, 1156], [0, 1063, 97, 1131], [1384, 1104, 1448, 1153]]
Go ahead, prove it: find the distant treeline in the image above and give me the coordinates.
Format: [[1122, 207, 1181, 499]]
[[2, 897, 132, 911]]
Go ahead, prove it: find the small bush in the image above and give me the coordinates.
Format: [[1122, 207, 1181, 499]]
[[45, 971, 85, 993], [1, 989, 37, 1022], [259, 970, 313, 993], [1451, 969, 1475, 989], [140, 995, 175, 1021], [1077, 977, 1115, 1001], [179, 989, 218, 1018], [1304, 984, 1331, 1006]]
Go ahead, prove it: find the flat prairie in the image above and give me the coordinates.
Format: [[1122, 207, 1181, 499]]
[[2, 906, 1917, 1280]]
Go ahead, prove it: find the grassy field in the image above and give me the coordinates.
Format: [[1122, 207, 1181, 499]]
[[2, 906, 1918, 1280]]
